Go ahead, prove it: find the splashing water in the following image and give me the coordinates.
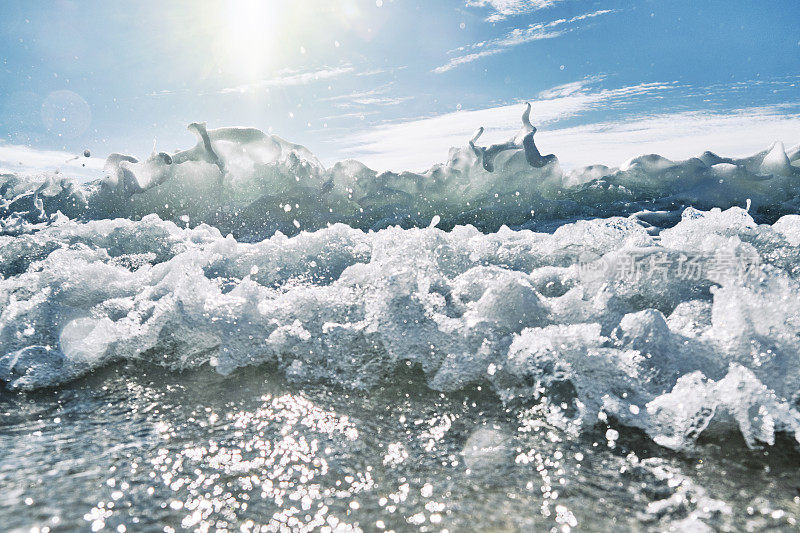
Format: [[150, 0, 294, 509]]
[[3, 104, 799, 239], [2, 104, 800, 531]]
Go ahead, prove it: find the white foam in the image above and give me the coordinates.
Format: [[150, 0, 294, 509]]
[[3, 105, 798, 238], [760, 141, 792, 176], [0, 205, 798, 450]]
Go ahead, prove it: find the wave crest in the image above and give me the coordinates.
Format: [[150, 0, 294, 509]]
[[3, 105, 799, 238]]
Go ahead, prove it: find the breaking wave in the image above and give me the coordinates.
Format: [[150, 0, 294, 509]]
[[3, 103, 800, 238], [2, 104, 800, 451]]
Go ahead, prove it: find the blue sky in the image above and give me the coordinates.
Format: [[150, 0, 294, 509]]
[[1, 0, 799, 176]]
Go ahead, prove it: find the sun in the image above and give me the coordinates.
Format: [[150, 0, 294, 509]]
[[217, 0, 280, 80]]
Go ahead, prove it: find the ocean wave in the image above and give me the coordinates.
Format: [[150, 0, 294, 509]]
[[2, 105, 800, 451], [2, 104, 799, 238], [1, 203, 799, 450]]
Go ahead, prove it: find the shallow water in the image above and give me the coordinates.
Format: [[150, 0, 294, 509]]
[[2, 362, 799, 533]]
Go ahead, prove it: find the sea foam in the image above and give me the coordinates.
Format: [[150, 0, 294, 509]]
[[1, 205, 799, 449], [2, 104, 799, 238]]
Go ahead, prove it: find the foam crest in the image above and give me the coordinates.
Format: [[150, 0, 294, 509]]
[[2, 105, 798, 238]]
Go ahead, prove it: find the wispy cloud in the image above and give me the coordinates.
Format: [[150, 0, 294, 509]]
[[537, 75, 606, 99], [318, 111, 380, 122], [322, 84, 413, 109], [220, 66, 356, 94], [466, 0, 565, 22], [146, 89, 177, 97], [356, 66, 408, 77], [434, 9, 614, 72], [433, 49, 504, 73]]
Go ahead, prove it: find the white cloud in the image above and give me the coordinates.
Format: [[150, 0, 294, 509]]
[[0, 143, 104, 180], [435, 10, 613, 72], [221, 66, 355, 94], [434, 49, 505, 73], [328, 80, 800, 172], [467, 0, 565, 21], [322, 84, 413, 108], [332, 79, 676, 168], [318, 111, 379, 122], [537, 75, 606, 99], [538, 106, 800, 169], [356, 66, 408, 77], [146, 89, 177, 97]]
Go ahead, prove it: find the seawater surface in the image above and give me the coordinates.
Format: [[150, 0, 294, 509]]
[[2, 363, 799, 532]]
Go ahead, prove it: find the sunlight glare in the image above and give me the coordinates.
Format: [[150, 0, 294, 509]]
[[218, 0, 279, 80]]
